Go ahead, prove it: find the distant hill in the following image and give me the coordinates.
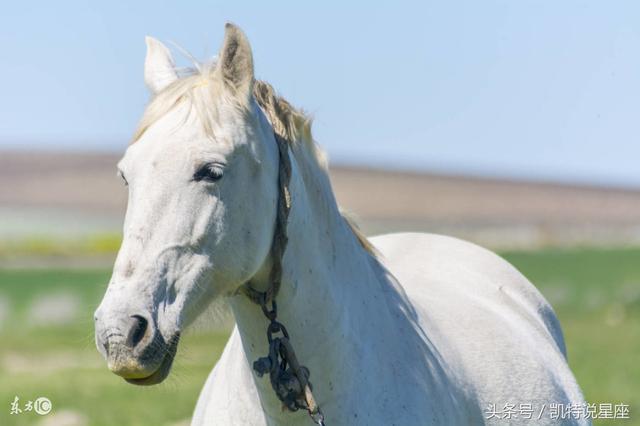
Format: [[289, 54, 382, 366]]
[[1, 150, 639, 249]]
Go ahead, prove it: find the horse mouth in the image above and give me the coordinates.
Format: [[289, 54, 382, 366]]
[[125, 334, 180, 386]]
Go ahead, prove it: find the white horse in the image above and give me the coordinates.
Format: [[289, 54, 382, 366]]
[[94, 24, 588, 425]]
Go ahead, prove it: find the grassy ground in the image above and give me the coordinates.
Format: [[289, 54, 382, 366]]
[[0, 247, 638, 425]]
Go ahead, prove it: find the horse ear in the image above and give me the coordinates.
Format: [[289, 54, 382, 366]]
[[144, 36, 178, 94], [216, 23, 254, 102]]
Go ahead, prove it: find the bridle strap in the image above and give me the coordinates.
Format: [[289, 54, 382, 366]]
[[241, 132, 325, 426], [241, 133, 291, 305]]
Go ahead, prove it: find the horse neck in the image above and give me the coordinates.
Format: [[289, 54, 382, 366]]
[[228, 143, 390, 421]]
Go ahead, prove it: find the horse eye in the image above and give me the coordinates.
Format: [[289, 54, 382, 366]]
[[194, 164, 224, 183]]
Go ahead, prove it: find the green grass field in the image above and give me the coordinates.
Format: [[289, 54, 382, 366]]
[[0, 247, 638, 425]]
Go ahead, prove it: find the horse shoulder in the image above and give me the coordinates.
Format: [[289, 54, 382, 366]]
[[369, 232, 586, 416], [370, 232, 566, 354], [192, 326, 266, 426]]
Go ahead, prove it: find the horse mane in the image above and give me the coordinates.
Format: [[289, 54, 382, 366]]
[[253, 80, 377, 256], [132, 65, 375, 256]]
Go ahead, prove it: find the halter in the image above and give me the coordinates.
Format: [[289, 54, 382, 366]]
[[241, 133, 326, 426]]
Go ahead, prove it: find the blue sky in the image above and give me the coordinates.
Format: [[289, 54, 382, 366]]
[[1, 1, 639, 186]]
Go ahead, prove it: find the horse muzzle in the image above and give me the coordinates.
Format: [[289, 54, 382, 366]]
[[94, 308, 180, 385]]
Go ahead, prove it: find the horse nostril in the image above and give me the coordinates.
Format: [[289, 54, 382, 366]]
[[127, 315, 149, 348]]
